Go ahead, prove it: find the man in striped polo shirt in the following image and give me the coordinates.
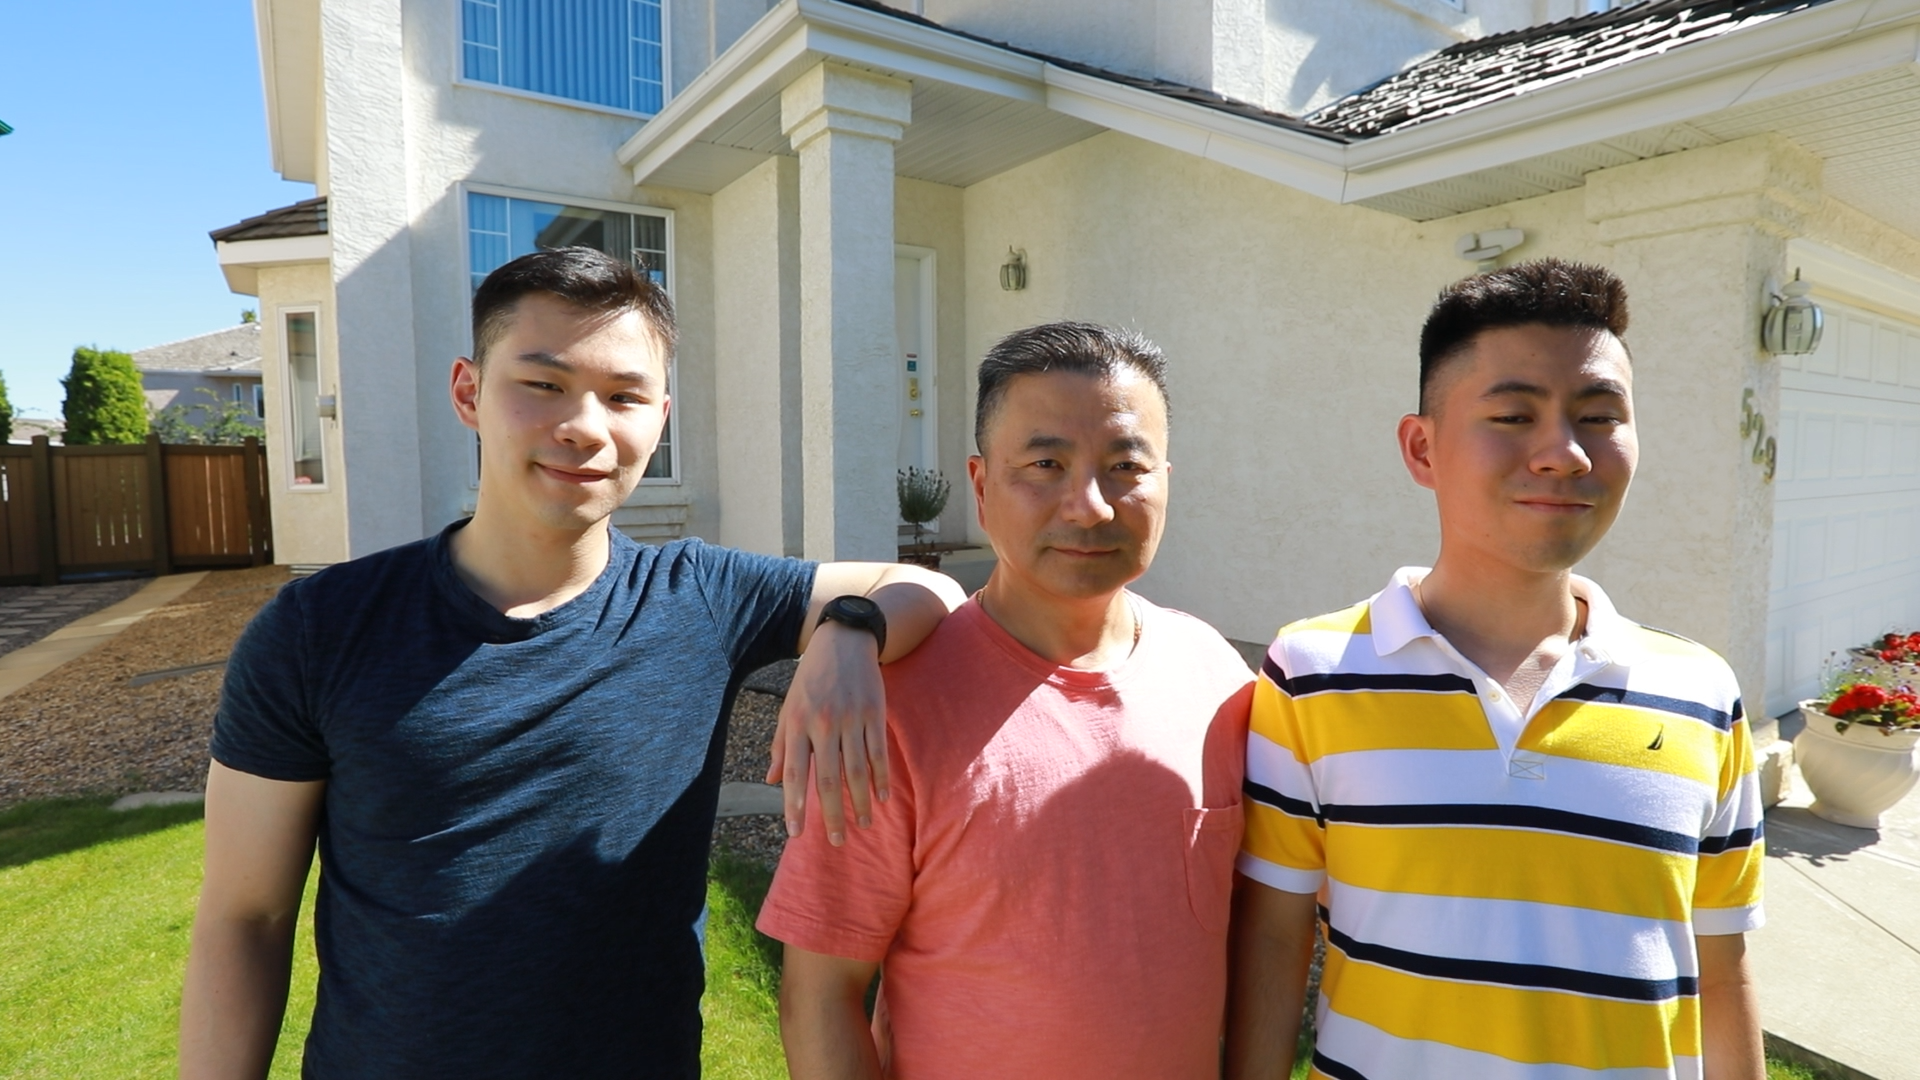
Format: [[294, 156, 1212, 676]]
[[1227, 259, 1766, 1080]]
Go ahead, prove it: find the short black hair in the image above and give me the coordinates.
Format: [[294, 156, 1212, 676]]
[[471, 247, 677, 367], [974, 322, 1170, 451], [1418, 258, 1629, 413]]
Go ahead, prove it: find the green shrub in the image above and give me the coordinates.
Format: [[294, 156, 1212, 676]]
[[896, 467, 951, 548], [150, 388, 262, 446], [0, 370, 13, 443], [61, 346, 149, 445]]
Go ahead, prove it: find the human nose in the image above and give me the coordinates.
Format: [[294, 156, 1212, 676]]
[[552, 393, 610, 451], [1531, 417, 1592, 476], [1058, 466, 1118, 527]]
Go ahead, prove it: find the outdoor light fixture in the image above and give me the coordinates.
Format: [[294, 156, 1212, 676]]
[[1000, 248, 1027, 291], [1762, 270, 1824, 356], [1456, 228, 1526, 271]]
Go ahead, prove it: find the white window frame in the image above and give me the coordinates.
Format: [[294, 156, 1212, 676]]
[[459, 182, 680, 487], [277, 304, 330, 493], [451, 0, 673, 119]]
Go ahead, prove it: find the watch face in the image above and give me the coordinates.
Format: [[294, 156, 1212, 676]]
[[833, 595, 881, 620]]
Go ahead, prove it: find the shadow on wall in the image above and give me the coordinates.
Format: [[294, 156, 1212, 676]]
[[1266, 0, 1455, 117]]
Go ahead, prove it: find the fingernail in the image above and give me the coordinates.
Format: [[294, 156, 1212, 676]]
[[858, 815, 871, 829], [829, 832, 845, 846], [785, 818, 799, 838], [878, 789, 891, 803]]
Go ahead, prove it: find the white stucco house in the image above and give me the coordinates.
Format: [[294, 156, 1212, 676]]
[[216, 0, 1920, 720]]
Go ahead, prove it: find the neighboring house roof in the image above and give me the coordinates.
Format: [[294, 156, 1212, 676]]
[[1309, 0, 1838, 137], [209, 196, 328, 243], [8, 417, 62, 445], [132, 323, 264, 377]]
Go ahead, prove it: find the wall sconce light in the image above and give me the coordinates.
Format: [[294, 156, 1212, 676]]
[[1761, 270, 1824, 356], [999, 248, 1027, 291], [1455, 228, 1525, 272]]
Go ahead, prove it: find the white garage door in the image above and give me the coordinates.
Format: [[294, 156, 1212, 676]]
[[1766, 298, 1920, 718]]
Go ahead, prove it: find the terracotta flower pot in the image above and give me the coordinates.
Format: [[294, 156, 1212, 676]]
[[1794, 701, 1920, 829]]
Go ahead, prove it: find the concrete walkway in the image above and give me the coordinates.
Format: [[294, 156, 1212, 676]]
[[1753, 761, 1920, 1080], [0, 572, 207, 701]]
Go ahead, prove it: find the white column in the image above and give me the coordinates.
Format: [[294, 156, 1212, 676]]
[[781, 62, 912, 562], [713, 156, 802, 556]]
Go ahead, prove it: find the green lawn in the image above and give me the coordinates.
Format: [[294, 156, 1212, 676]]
[[0, 798, 784, 1079], [0, 797, 1843, 1080]]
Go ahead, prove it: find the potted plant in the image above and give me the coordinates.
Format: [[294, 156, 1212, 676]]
[[1795, 678, 1920, 829], [897, 467, 951, 569], [1838, 630, 1920, 689]]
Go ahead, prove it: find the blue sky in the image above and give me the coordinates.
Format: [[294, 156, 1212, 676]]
[[0, 0, 314, 418]]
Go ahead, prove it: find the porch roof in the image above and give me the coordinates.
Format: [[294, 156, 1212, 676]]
[[620, 0, 1920, 233]]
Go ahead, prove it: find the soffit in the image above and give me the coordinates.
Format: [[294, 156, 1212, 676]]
[[643, 77, 1101, 192], [1354, 62, 1920, 229], [257, 0, 320, 182]]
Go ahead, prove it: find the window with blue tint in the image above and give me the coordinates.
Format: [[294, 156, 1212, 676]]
[[467, 191, 676, 479], [460, 0, 666, 115]]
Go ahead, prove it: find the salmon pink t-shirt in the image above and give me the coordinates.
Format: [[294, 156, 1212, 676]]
[[757, 597, 1253, 1079]]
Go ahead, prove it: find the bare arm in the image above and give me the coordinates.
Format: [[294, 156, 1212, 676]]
[[1225, 875, 1320, 1080], [180, 762, 325, 1080], [1698, 932, 1764, 1080], [772, 562, 967, 843], [780, 945, 884, 1080]]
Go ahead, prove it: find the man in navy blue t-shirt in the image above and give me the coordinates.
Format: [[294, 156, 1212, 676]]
[[179, 248, 965, 1079]]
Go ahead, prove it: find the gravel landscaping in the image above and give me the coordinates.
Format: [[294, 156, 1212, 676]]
[[0, 567, 290, 809], [0, 567, 797, 868]]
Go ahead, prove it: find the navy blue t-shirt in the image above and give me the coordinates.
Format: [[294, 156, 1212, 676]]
[[211, 522, 816, 1078]]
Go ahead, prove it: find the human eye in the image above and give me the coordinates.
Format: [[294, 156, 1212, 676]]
[[522, 379, 562, 392], [1028, 458, 1061, 470]]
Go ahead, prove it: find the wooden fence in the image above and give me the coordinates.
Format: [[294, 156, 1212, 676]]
[[0, 435, 270, 585]]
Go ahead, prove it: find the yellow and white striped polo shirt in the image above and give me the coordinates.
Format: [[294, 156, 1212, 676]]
[[1239, 568, 1764, 1080]]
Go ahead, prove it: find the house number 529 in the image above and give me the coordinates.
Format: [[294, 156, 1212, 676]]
[[1740, 389, 1778, 483]]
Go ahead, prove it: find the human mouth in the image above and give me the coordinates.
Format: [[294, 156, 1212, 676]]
[[1514, 498, 1594, 514], [537, 463, 611, 484]]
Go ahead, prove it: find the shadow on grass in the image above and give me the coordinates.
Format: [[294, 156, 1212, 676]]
[[0, 796, 206, 871]]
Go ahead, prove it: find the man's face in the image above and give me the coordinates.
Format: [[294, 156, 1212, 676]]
[[1400, 323, 1637, 574], [969, 368, 1170, 603], [450, 292, 670, 532]]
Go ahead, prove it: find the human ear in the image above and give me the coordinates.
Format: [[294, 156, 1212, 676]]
[[450, 358, 482, 433], [1397, 413, 1439, 492], [968, 454, 989, 533]]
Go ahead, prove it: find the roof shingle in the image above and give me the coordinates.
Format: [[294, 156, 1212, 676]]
[[1307, 0, 1835, 137], [133, 323, 263, 375], [210, 196, 328, 244]]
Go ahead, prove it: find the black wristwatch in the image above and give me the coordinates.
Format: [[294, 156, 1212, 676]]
[[816, 594, 887, 656]]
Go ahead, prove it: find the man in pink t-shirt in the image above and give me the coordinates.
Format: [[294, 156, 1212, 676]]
[[757, 322, 1254, 1079]]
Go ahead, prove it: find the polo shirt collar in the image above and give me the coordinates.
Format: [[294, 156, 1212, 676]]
[[1371, 566, 1641, 667]]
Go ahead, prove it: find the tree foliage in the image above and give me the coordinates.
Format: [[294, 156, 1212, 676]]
[[0, 370, 13, 444], [61, 346, 149, 445], [150, 388, 263, 446]]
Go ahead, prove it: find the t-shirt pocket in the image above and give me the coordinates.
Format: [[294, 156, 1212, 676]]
[[1183, 802, 1244, 934]]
